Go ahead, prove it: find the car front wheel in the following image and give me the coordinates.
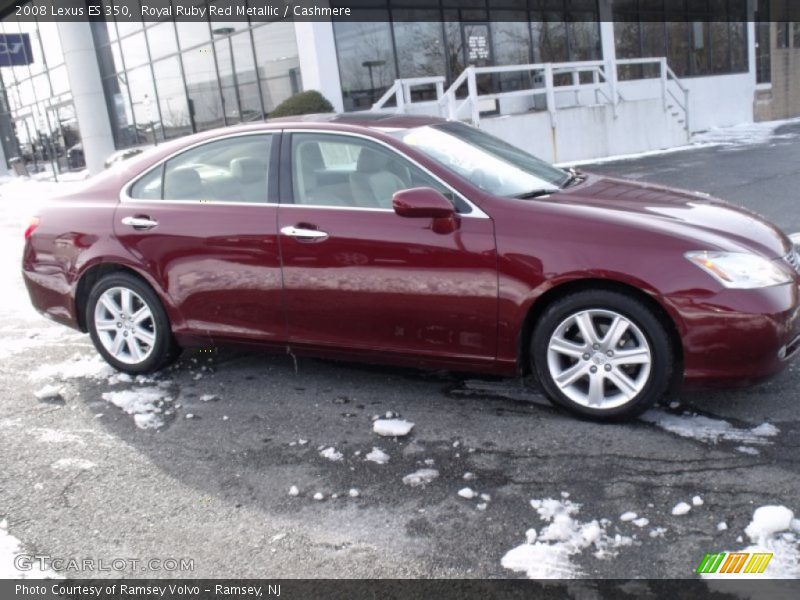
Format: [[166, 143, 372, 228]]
[[531, 290, 674, 420], [87, 273, 180, 373]]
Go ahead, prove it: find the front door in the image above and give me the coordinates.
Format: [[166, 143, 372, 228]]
[[114, 133, 285, 344], [277, 131, 498, 364]]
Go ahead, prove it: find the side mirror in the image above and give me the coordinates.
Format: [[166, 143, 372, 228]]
[[392, 187, 455, 219]]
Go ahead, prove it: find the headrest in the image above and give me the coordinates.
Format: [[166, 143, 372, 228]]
[[298, 142, 324, 170], [230, 157, 264, 184], [356, 148, 389, 174], [164, 167, 203, 198]]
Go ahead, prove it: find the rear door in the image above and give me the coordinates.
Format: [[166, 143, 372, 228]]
[[114, 132, 286, 344], [277, 130, 498, 363]]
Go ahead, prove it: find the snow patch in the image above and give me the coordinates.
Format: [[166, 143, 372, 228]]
[[641, 410, 779, 445], [671, 502, 692, 516], [31, 354, 115, 381], [502, 497, 635, 579], [619, 512, 637, 522], [692, 495, 704, 507], [51, 458, 95, 471], [402, 469, 439, 487], [101, 387, 171, 430], [34, 384, 64, 402], [458, 487, 477, 499], [319, 447, 343, 462], [365, 447, 389, 465], [373, 419, 414, 437], [0, 519, 62, 578]]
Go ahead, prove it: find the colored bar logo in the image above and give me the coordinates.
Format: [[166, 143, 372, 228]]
[[696, 552, 773, 574]]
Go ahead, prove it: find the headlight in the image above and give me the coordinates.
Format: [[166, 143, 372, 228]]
[[685, 251, 793, 289], [789, 232, 800, 248]]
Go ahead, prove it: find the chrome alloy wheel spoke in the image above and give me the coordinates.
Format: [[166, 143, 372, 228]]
[[94, 287, 157, 365], [547, 309, 653, 410]]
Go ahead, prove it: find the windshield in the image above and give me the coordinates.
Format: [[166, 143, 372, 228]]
[[392, 122, 569, 197]]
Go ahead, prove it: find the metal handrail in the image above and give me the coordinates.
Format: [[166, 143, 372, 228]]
[[370, 57, 689, 134]]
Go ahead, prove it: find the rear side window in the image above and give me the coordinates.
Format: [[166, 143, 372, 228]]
[[129, 135, 273, 203]]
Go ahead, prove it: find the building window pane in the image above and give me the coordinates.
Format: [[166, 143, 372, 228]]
[[182, 44, 224, 132], [126, 65, 158, 144], [690, 21, 709, 75], [709, 21, 730, 73], [147, 22, 179, 60], [730, 21, 747, 72], [492, 18, 531, 92], [38, 22, 63, 67], [776, 23, 789, 49], [120, 31, 149, 69], [392, 13, 446, 80], [568, 18, 601, 62], [668, 21, 691, 77], [755, 0, 771, 84], [231, 31, 263, 121], [176, 21, 211, 50], [49, 65, 69, 95], [102, 75, 141, 148], [251, 23, 301, 114], [214, 38, 241, 123], [153, 57, 191, 140]]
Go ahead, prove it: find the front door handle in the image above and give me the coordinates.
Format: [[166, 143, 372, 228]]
[[280, 225, 329, 242], [121, 215, 158, 230]]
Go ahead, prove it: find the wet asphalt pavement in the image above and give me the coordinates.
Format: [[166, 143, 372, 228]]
[[0, 122, 799, 583]]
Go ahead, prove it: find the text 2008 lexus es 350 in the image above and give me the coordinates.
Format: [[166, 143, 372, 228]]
[[22, 114, 800, 420]]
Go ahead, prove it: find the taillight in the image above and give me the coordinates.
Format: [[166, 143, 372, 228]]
[[24, 216, 40, 240]]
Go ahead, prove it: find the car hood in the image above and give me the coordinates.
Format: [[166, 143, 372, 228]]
[[549, 174, 792, 258]]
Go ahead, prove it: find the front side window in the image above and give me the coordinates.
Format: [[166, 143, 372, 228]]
[[395, 122, 568, 197], [129, 135, 272, 203], [290, 133, 455, 210]]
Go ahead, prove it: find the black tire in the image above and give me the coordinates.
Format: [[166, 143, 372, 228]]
[[530, 290, 674, 421], [86, 272, 180, 374]]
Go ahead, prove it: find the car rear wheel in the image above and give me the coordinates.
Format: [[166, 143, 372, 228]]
[[87, 273, 180, 373], [531, 290, 673, 421]]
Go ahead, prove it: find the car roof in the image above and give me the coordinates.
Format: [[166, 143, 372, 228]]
[[228, 112, 447, 132]]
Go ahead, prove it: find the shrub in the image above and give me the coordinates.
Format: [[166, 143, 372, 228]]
[[269, 90, 334, 118]]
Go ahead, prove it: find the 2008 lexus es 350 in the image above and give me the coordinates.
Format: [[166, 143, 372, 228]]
[[22, 114, 800, 420]]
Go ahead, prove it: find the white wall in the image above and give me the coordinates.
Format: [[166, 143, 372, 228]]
[[58, 21, 116, 175], [480, 98, 688, 165], [294, 22, 345, 113], [618, 73, 755, 133]]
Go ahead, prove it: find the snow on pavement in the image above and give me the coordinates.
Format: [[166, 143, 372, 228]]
[[101, 387, 172, 430], [373, 418, 414, 437], [365, 447, 390, 465], [0, 519, 61, 578], [402, 469, 439, 487], [641, 409, 779, 446], [502, 497, 634, 579]]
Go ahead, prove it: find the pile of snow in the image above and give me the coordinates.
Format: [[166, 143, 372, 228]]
[[34, 384, 64, 402], [319, 447, 343, 462], [671, 502, 692, 516], [373, 419, 414, 437], [402, 469, 439, 487], [101, 387, 171, 430], [0, 519, 61, 578], [702, 505, 800, 579], [365, 447, 389, 465], [31, 354, 115, 382], [641, 410, 779, 445], [458, 487, 477, 500], [50, 458, 95, 471], [692, 117, 800, 147], [502, 497, 634, 579]]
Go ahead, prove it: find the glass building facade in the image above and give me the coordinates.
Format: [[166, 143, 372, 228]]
[[91, 0, 301, 148], [0, 13, 76, 172], [332, 0, 603, 111]]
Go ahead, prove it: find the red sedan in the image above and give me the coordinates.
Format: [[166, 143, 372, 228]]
[[22, 114, 800, 420]]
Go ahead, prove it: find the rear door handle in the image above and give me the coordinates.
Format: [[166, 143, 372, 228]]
[[280, 225, 329, 242], [121, 216, 158, 230]]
